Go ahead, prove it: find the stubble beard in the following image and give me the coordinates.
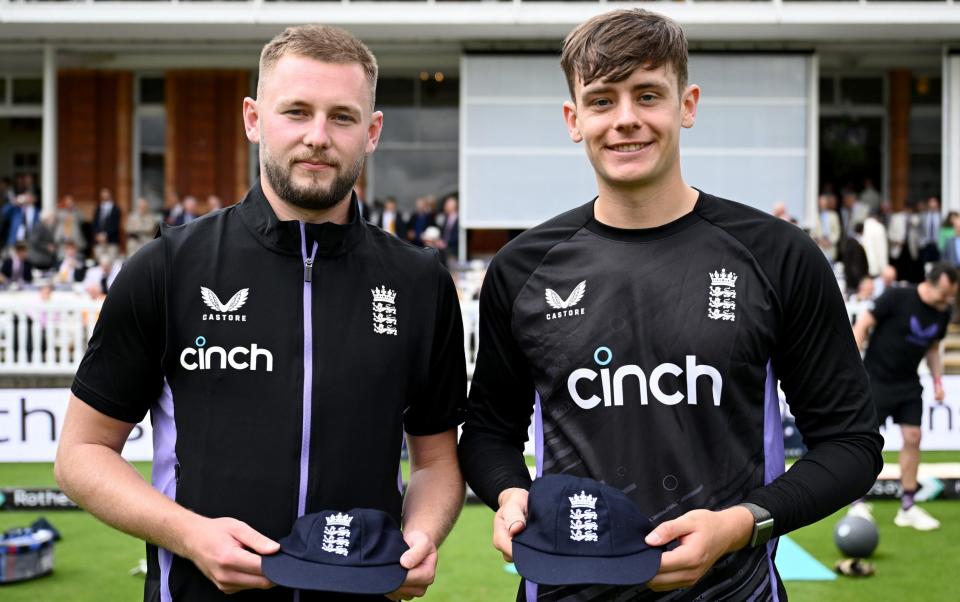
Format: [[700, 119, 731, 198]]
[[263, 147, 365, 212]]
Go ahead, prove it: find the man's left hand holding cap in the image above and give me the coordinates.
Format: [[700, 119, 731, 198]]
[[493, 487, 530, 562]]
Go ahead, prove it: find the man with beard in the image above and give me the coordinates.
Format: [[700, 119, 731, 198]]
[[55, 25, 466, 602]]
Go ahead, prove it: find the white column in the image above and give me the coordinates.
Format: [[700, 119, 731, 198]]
[[944, 53, 960, 213], [41, 45, 58, 213], [805, 53, 820, 230]]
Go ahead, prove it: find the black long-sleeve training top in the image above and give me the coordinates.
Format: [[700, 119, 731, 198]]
[[459, 191, 883, 602]]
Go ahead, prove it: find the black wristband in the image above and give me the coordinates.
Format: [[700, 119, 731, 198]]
[[739, 503, 775, 548]]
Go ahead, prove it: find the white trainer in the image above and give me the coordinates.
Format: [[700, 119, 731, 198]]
[[894, 505, 941, 531], [847, 501, 875, 522]]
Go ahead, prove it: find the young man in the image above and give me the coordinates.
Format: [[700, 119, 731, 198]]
[[55, 25, 465, 602], [459, 9, 883, 601], [852, 263, 957, 531]]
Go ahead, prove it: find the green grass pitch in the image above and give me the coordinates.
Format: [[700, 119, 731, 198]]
[[2, 460, 959, 600]]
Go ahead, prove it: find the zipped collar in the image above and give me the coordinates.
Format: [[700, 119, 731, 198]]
[[237, 180, 366, 258]]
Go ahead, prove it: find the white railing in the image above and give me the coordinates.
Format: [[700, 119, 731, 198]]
[[462, 299, 479, 379], [0, 294, 101, 374], [0, 293, 482, 377], [3, 290, 889, 377]]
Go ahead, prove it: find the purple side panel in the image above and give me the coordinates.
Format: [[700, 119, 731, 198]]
[[151, 380, 177, 602], [520, 394, 544, 601], [766, 539, 781, 602], [534, 392, 543, 478], [763, 362, 785, 486], [763, 362, 783, 602], [397, 434, 405, 493]]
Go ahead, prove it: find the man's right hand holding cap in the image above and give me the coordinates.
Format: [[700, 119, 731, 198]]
[[494, 487, 530, 562]]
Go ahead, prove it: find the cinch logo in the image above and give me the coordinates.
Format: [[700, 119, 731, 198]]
[[567, 346, 722, 409], [179, 336, 274, 372]]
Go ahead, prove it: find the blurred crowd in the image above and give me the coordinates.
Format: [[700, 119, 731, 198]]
[[0, 173, 229, 299], [12, 166, 953, 314], [365, 193, 460, 267], [774, 178, 960, 317], [0, 172, 463, 299]]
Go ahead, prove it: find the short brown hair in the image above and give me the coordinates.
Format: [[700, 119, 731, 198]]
[[560, 9, 688, 101], [258, 24, 378, 109]]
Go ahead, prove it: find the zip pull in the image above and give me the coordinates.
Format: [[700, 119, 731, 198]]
[[304, 257, 314, 282]]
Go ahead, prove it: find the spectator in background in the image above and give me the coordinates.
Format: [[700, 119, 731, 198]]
[[859, 177, 881, 213], [206, 194, 223, 213], [421, 225, 442, 251], [919, 196, 942, 264], [163, 190, 183, 225], [840, 190, 868, 238], [810, 193, 841, 261], [91, 188, 121, 247], [861, 208, 889, 279], [847, 276, 876, 326], [888, 203, 907, 261], [17, 173, 40, 204], [942, 212, 960, 268], [407, 195, 436, 246], [171, 195, 200, 226], [941, 213, 960, 320], [842, 222, 870, 295], [0, 177, 14, 207], [435, 194, 460, 267], [125, 197, 161, 257], [875, 264, 898, 299], [373, 196, 404, 236], [56, 194, 87, 254], [1, 193, 22, 247], [55, 240, 87, 285], [27, 210, 58, 270], [890, 202, 925, 283], [940, 210, 957, 252], [82, 253, 120, 299], [771, 201, 796, 224], [0, 241, 34, 287], [4, 191, 39, 248]]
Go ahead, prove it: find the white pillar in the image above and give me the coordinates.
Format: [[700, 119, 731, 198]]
[[41, 45, 57, 214], [944, 53, 960, 213], [805, 53, 820, 230]]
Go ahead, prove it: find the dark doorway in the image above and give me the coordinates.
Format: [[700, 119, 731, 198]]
[[819, 116, 883, 195]]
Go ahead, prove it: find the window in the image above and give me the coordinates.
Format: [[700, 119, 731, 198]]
[[372, 74, 459, 210], [911, 76, 941, 106], [139, 77, 165, 105], [839, 77, 884, 105], [135, 75, 167, 210], [12, 78, 42, 105], [13, 152, 39, 170]]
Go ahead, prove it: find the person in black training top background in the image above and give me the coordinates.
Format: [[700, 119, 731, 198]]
[[852, 263, 957, 531], [55, 24, 465, 602], [458, 9, 883, 602]]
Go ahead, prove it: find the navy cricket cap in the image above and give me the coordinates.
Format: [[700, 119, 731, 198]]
[[512, 474, 664, 586], [262, 509, 409, 594]]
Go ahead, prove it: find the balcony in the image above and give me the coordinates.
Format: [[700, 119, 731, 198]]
[[0, 0, 957, 47]]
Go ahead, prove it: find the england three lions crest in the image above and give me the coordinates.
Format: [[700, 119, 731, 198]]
[[371, 286, 398, 336], [568, 490, 599, 543], [321, 513, 353, 556], [707, 269, 737, 322]]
